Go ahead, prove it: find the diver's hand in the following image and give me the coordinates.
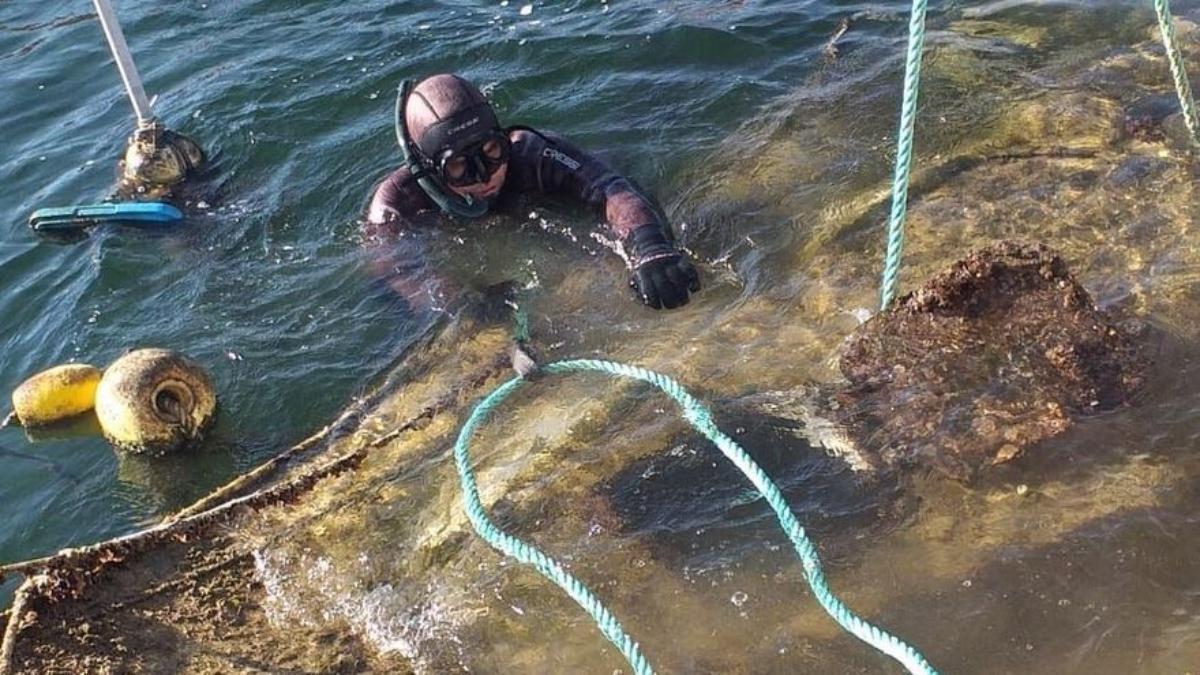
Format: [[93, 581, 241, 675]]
[[626, 225, 700, 310]]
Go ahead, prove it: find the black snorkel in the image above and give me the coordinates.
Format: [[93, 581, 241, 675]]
[[394, 80, 490, 219]]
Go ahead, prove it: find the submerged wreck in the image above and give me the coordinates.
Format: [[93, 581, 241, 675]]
[[4, 17, 1200, 675], [0, 248, 1177, 673]]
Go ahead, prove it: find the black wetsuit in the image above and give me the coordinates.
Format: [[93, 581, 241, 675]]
[[360, 127, 672, 299], [366, 128, 661, 235], [364, 127, 698, 310]]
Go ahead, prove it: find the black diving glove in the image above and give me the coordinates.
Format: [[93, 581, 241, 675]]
[[625, 225, 700, 310]]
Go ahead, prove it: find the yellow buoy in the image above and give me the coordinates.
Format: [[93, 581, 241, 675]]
[[95, 348, 217, 454], [11, 364, 102, 427]]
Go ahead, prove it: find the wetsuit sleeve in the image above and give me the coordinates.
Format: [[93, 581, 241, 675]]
[[506, 129, 665, 239], [362, 169, 449, 311], [366, 167, 428, 228]]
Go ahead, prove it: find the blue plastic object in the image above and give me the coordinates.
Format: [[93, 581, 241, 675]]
[[28, 202, 183, 232]]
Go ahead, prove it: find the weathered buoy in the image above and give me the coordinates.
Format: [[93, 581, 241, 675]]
[[11, 364, 102, 427], [95, 348, 216, 454]]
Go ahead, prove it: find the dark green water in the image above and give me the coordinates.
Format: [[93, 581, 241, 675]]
[[4, 0, 1200, 671]]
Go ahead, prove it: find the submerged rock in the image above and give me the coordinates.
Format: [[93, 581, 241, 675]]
[[825, 240, 1148, 480], [1123, 92, 1184, 143]]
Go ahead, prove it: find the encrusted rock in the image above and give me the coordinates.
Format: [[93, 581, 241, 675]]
[[831, 240, 1147, 480]]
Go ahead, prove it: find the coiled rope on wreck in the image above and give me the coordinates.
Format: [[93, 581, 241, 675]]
[[454, 359, 939, 675], [878, 0, 1199, 309]]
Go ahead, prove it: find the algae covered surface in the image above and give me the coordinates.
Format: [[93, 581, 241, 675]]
[[6, 7, 1200, 675], [831, 240, 1148, 480]]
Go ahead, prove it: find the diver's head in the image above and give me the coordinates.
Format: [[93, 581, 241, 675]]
[[118, 120, 206, 200], [404, 74, 509, 200]]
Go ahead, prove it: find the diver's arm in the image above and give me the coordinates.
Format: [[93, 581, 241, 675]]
[[508, 129, 701, 309], [362, 219, 442, 312], [508, 129, 663, 239], [363, 170, 454, 312]]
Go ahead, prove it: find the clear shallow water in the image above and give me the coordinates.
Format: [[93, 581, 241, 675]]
[[3, 0, 1200, 672]]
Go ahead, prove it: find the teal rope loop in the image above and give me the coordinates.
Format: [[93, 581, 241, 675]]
[[1153, 0, 1200, 146], [511, 301, 531, 345], [880, 0, 930, 310], [455, 359, 939, 675]]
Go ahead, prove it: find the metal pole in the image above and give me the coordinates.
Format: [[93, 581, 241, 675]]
[[92, 0, 154, 124]]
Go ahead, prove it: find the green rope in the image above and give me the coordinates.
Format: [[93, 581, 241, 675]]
[[880, 0, 1199, 308], [1154, 0, 1200, 146], [511, 301, 531, 345], [454, 359, 939, 674], [880, 0, 930, 310]]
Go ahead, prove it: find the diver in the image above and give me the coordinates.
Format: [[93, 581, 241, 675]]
[[364, 73, 700, 311], [28, 119, 208, 242], [114, 118, 207, 202], [28, 0, 208, 240]]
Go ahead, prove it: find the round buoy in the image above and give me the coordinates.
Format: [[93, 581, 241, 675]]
[[95, 348, 216, 454], [11, 363, 102, 427]]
